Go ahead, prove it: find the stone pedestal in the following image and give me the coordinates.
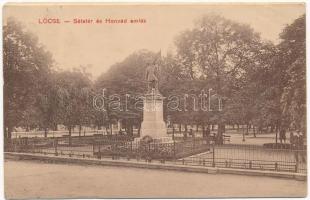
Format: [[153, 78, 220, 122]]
[[140, 90, 168, 139]]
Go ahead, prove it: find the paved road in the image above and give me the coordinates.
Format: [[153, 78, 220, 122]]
[[4, 160, 307, 199]]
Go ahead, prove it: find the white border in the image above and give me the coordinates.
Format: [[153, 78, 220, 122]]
[[0, 1, 308, 200]]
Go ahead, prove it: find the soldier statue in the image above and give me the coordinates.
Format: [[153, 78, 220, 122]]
[[145, 58, 160, 93]]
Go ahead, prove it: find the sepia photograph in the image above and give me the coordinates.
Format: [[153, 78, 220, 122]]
[[2, 2, 307, 199]]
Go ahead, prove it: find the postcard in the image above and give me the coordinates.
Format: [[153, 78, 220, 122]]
[[3, 2, 306, 199]]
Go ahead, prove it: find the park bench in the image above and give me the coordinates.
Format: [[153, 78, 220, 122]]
[[208, 133, 230, 144], [93, 133, 104, 137], [223, 135, 231, 144]]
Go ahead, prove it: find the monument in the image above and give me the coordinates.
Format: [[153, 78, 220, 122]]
[[139, 57, 169, 140]]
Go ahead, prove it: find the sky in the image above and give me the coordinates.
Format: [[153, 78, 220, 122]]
[[3, 3, 305, 79]]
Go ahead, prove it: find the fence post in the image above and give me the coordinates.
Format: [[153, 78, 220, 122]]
[[249, 160, 252, 169]]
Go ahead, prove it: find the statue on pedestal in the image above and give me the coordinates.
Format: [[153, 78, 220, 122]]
[[139, 52, 168, 140], [145, 51, 161, 93], [145, 61, 159, 93]]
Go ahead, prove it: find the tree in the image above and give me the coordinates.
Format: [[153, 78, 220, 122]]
[[94, 50, 160, 133], [54, 68, 92, 145], [279, 15, 306, 132], [4, 17, 53, 139], [227, 14, 306, 143], [174, 14, 268, 143]]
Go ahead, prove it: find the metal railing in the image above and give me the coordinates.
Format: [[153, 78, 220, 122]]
[[4, 136, 307, 174], [184, 144, 307, 174]]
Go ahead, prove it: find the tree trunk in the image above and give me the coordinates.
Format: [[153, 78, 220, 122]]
[[130, 125, 133, 137], [53, 123, 58, 131], [242, 124, 245, 142], [270, 125, 275, 133], [110, 123, 113, 135], [79, 125, 82, 137], [127, 120, 133, 137], [275, 123, 279, 144], [124, 120, 128, 134], [202, 123, 206, 138], [44, 127, 48, 138], [253, 126, 256, 137], [7, 126, 12, 139], [172, 124, 175, 140], [68, 126, 72, 146], [105, 126, 108, 135], [138, 123, 141, 137], [179, 124, 181, 133], [217, 123, 224, 145]]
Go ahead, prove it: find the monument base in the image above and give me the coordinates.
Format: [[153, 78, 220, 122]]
[[140, 120, 167, 139], [139, 90, 169, 140]]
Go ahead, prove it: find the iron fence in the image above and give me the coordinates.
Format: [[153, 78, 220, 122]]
[[4, 136, 307, 174], [185, 144, 307, 174], [92, 137, 209, 160]]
